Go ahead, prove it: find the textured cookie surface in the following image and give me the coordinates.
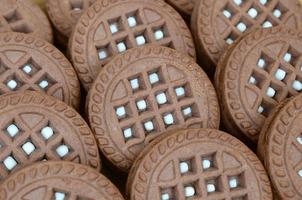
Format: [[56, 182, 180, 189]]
[[0, 91, 100, 181], [0, 32, 80, 108], [258, 93, 302, 199], [70, 0, 195, 90], [216, 27, 302, 142], [191, 0, 302, 71], [46, 0, 96, 38], [0, 161, 123, 200], [87, 45, 219, 171], [127, 128, 272, 200], [0, 0, 53, 42]]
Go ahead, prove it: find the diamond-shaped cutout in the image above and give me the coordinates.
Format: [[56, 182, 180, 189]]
[[247, 7, 258, 19], [136, 99, 148, 112], [272, 3, 287, 19], [179, 158, 195, 175], [3, 155, 18, 171], [5, 74, 24, 91], [206, 177, 222, 194], [53, 190, 68, 200], [143, 119, 156, 133], [202, 153, 216, 171], [160, 187, 176, 200], [40, 126, 55, 140], [36, 74, 57, 90], [108, 17, 123, 34], [123, 125, 135, 142], [163, 113, 175, 127], [55, 142, 71, 158], [20, 59, 41, 77], [21, 140, 36, 155], [156, 91, 168, 105], [228, 173, 245, 190], [5, 123, 21, 138], [292, 80, 302, 91], [97, 44, 112, 61], [184, 182, 198, 198], [275, 68, 287, 81]]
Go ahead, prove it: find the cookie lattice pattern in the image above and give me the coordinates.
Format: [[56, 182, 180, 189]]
[[0, 54, 59, 94], [221, 0, 290, 44], [159, 151, 247, 199], [0, 116, 77, 180], [112, 65, 202, 143], [0, 8, 33, 33], [96, 8, 172, 64], [248, 44, 302, 116]]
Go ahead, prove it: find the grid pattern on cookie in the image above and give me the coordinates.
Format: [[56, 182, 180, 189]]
[[247, 44, 302, 117], [159, 151, 248, 199], [0, 8, 33, 33], [112, 65, 202, 143], [95, 8, 172, 64], [0, 116, 78, 180], [221, 0, 290, 45], [0, 54, 59, 95]]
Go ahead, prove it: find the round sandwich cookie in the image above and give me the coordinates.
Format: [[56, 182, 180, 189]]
[[0, 32, 80, 109], [127, 128, 273, 200], [215, 27, 302, 143], [46, 0, 96, 45], [165, 0, 196, 16], [258, 93, 302, 199], [87, 45, 220, 172], [0, 0, 53, 43], [69, 0, 196, 90], [0, 161, 123, 200], [191, 0, 302, 73], [0, 91, 101, 181]]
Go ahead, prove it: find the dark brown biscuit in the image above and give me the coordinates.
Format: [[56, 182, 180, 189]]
[[191, 0, 302, 73], [0, 32, 80, 109], [216, 27, 302, 143], [0, 91, 101, 181], [87, 45, 220, 172], [0, 161, 123, 200], [165, 0, 195, 16], [127, 128, 273, 200], [69, 0, 196, 90], [46, 0, 96, 44], [0, 0, 53, 43], [258, 93, 302, 199]]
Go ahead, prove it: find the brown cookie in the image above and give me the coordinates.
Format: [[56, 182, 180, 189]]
[[165, 0, 196, 16], [87, 45, 220, 172], [127, 128, 273, 200], [69, 0, 196, 90], [0, 32, 80, 109], [191, 0, 302, 73], [0, 91, 101, 181], [46, 0, 96, 44], [257, 93, 302, 199], [0, 161, 123, 200], [0, 0, 53, 43], [215, 27, 302, 143]]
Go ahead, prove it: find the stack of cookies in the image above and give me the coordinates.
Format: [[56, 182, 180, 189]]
[[0, 0, 301, 199]]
